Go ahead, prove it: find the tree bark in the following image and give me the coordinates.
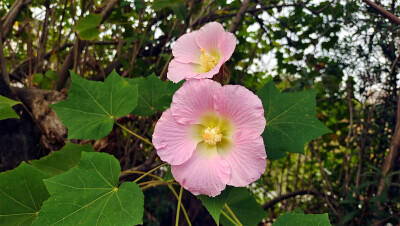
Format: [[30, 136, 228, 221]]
[[228, 0, 251, 33], [362, 0, 400, 25], [1, 0, 34, 42], [377, 92, 400, 195], [262, 189, 326, 210]]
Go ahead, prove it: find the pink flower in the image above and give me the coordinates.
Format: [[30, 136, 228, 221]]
[[167, 22, 237, 83], [152, 79, 267, 197]]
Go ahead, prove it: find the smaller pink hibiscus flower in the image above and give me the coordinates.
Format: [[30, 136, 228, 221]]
[[152, 79, 267, 197], [167, 22, 236, 83]]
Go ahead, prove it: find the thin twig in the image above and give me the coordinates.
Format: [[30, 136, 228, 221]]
[[115, 121, 153, 146], [263, 189, 327, 209], [342, 78, 354, 188], [221, 210, 239, 226], [362, 0, 400, 25], [168, 185, 192, 226], [224, 204, 242, 226], [175, 186, 184, 226], [132, 163, 168, 183]]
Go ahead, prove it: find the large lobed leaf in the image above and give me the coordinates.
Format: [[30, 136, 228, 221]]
[[124, 74, 181, 116], [33, 152, 144, 225], [257, 81, 331, 159], [220, 187, 268, 226], [52, 71, 138, 140], [198, 187, 233, 225], [0, 95, 20, 120], [199, 187, 267, 226], [29, 143, 94, 177], [0, 163, 50, 226], [273, 212, 331, 226]]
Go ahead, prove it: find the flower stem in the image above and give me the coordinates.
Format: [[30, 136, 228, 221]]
[[168, 185, 191, 226], [120, 170, 162, 180], [224, 204, 242, 226], [175, 186, 183, 226], [221, 210, 240, 226], [115, 121, 153, 146], [133, 163, 168, 183]]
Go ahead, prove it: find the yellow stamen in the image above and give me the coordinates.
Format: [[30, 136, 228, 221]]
[[199, 49, 218, 72], [203, 127, 222, 145]]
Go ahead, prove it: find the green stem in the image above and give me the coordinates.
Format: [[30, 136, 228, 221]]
[[115, 121, 153, 146], [120, 170, 162, 180], [168, 185, 192, 226], [221, 210, 239, 226], [122, 170, 191, 225], [175, 186, 183, 226], [224, 204, 242, 226], [133, 163, 168, 183]]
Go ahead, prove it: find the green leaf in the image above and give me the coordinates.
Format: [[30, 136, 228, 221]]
[[152, 0, 187, 21], [256, 81, 331, 159], [75, 14, 102, 40], [341, 210, 358, 224], [273, 212, 331, 226], [220, 187, 267, 226], [29, 143, 94, 177], [171, 2, 188, 21], [125, 74, 179, 116], [44, 70, 58, 82], [0, 162, 50, 226], [198, 187, 233, 225], [163, 165, 174, 182], [152, 0, 172, 11], [33, 73, 44, 85], [33, 152, 144, 225], [0, 95, 20, 120], [156, 80, 183, 110], [51, 70, 138, 140]]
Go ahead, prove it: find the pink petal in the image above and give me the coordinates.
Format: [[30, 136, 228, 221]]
[[219, 32, 236, 61], [167, 59, 202, 83], [171, 142, 231, 197], [152, 109, 201, 165], [225, 129, 267, 187], [171, 79, 221, 124], [214, 85, 266, 134], [196, 22, 226, 52], [172, 31, 202, 64]]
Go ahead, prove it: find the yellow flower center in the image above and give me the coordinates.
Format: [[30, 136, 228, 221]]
[[200, 49, 218, 72], [203, 126, 222, 145]]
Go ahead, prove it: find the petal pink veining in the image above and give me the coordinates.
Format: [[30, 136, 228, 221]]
[[152, 79, 267, 197], [167, 22, 237, 83]]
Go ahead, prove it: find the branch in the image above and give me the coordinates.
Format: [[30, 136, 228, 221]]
[[100, 0, 119, 23], [34, 0, 50, 74], [1, 0, 34, 42], [190, 4, 297, 28], [262, 189, 325, 210], [377, 88, 400, 195], [0, 20, 10, 85], [228, 0, 251, 33], [302, 1, 332, 15], [55, 0, 119, 90], [362, 0, 400, 25], [55, 40, 82, 90]]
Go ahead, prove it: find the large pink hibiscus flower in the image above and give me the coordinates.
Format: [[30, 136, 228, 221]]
[[167, 22, 236, 83], [152, 79, 267, 197]]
